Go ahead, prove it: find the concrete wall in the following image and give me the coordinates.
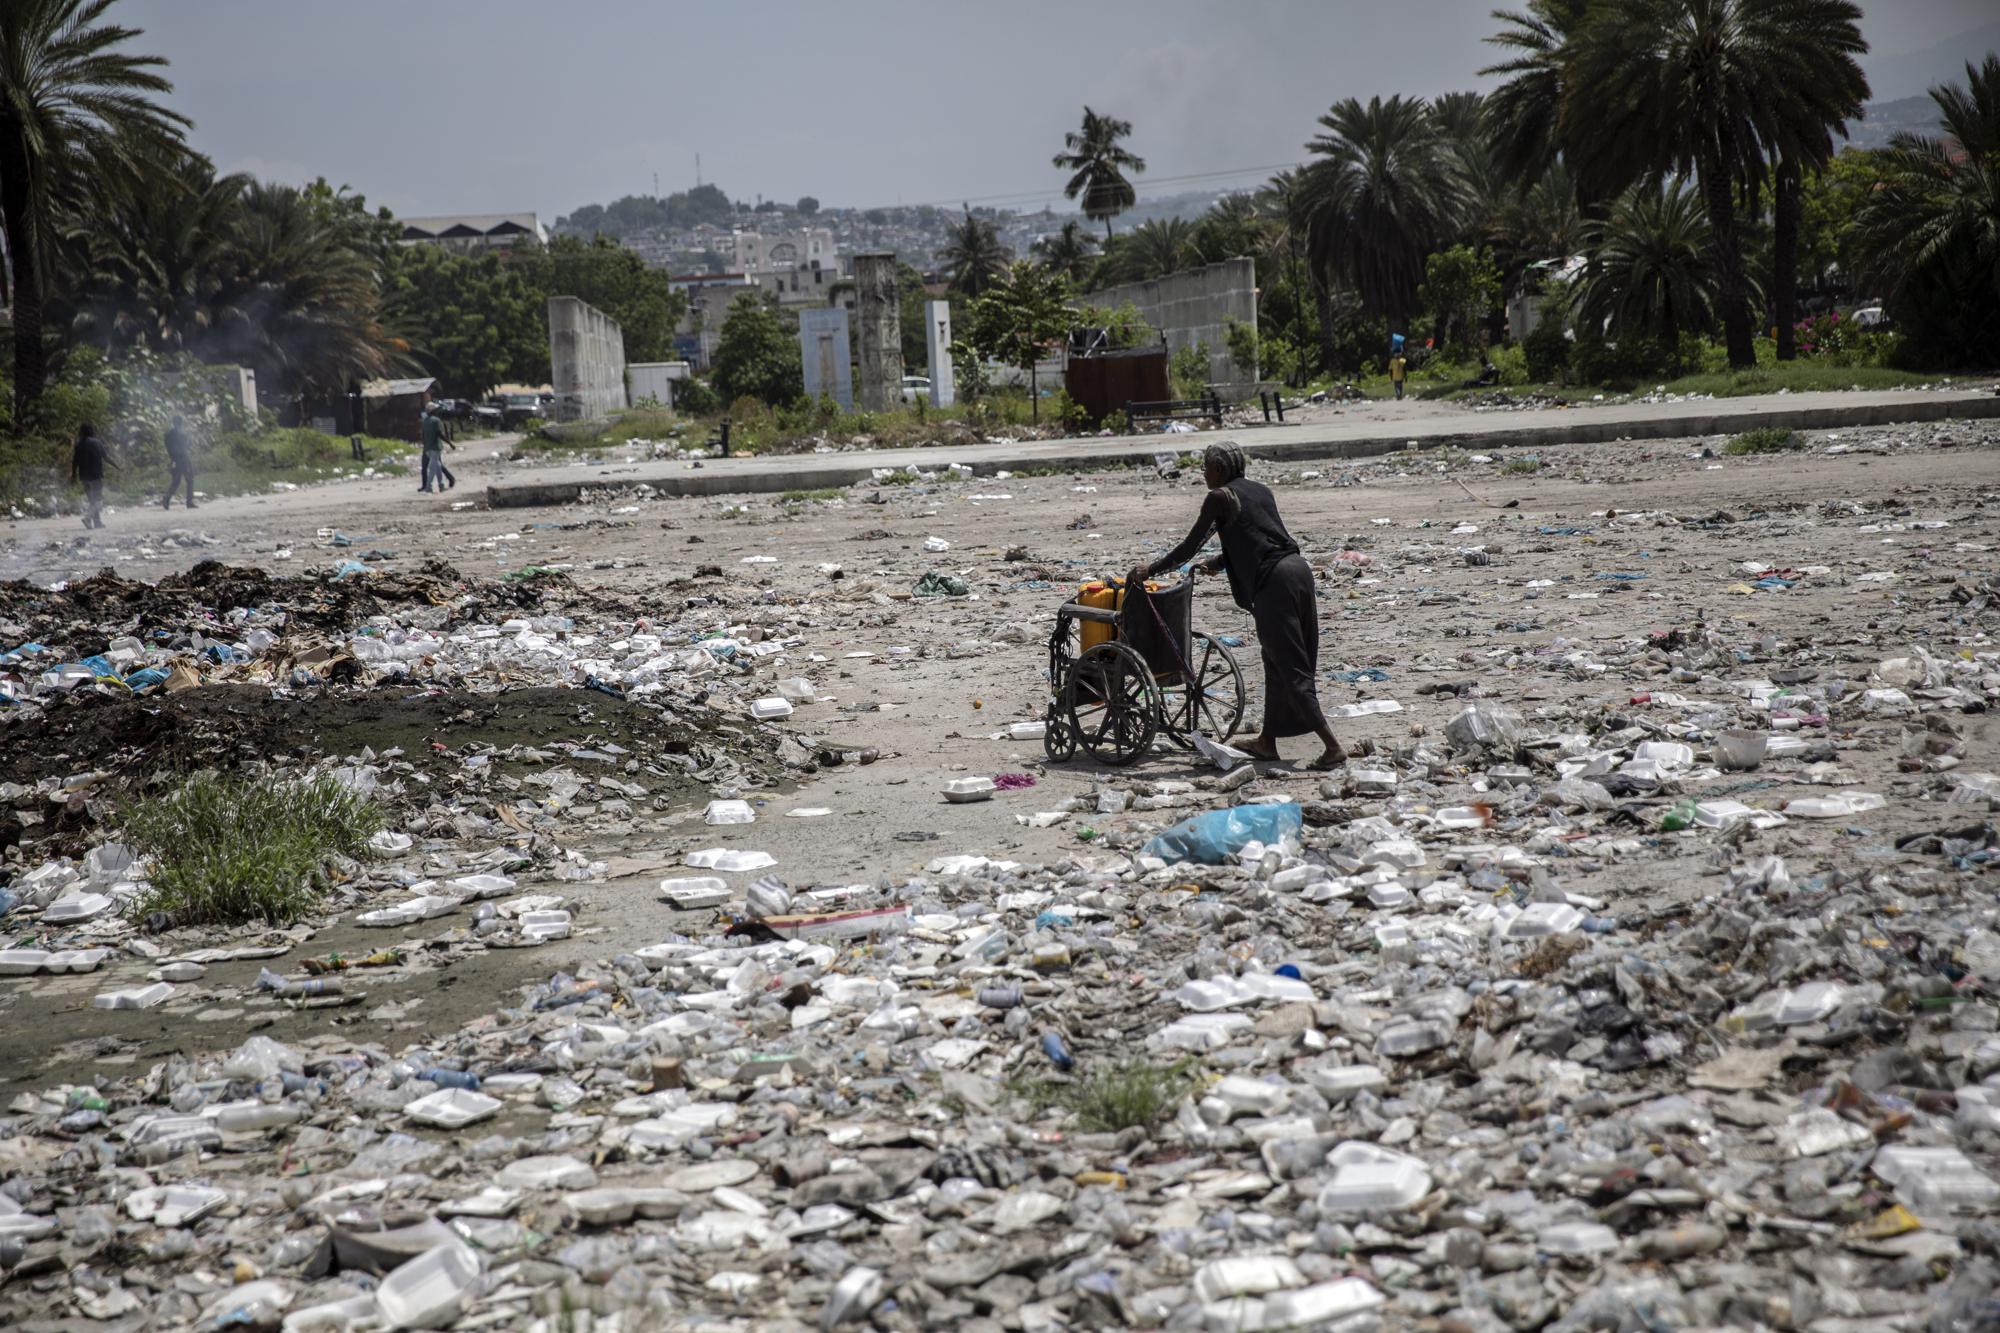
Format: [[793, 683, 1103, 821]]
[[799, 307, 855, 411], [1089, 258, 1258, 386], [547, 295, 628, 421], [852, 253, 902, 412]]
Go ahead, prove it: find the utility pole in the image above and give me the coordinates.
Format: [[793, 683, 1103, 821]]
[[653, 172, 660, 199], [695, 153, 702, 188]]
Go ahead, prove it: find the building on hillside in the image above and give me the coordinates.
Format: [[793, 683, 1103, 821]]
[[730, 226, 836, 274], [399, 213, 548, 255]]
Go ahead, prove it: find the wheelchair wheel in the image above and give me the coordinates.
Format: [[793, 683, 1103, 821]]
[[1063, 641, 1160, 766], [1180, 631, 1246, 741], [1041, 697, 1078, 762]]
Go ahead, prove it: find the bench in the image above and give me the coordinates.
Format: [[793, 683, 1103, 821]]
[[1124, 394, 1222, 433]]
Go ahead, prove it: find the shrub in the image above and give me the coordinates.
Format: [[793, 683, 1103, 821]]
[[126, 773, 383, 925], [1169, 342, 1211, 399], [1522, 318, 1570, 383], [1061, 1059, 1204, 1132], [1723, 427, 1803, 455], [674, 377, 719, 415]]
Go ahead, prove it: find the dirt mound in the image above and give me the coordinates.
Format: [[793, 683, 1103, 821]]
[[0, 559, 611, 657], [0, 682, 774, 859]]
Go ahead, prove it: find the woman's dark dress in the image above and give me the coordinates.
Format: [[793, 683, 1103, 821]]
[[1145, 478, 1328, 739]]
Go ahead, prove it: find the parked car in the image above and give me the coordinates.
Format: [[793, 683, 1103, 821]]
[[900, 375, 932, 405], [492, 393, 544, 428]]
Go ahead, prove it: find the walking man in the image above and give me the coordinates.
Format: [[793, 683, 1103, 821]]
[[71, 422, 115, 529], [162, 415, 196, 509], [419, 408, 456, 492], [1388, 350, 1408, 401]]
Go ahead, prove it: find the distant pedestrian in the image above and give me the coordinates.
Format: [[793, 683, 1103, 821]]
[[1389, 352, 1408, 400], [161, 414, 197, 509], [70, 422, 115, 529], [418, 409, 456, 492]]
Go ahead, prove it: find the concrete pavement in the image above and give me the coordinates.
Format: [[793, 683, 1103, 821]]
[[485, 386, 2000, 507]]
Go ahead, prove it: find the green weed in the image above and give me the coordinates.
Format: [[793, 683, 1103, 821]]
[[1500, 457, 1543, 475], [1723, 427, 1804, 455], [780, 487, 846, 503], [125, 773, 383, 925], [1015, 1057, 1203, 1132]]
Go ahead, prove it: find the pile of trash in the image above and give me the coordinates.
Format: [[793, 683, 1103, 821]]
[[2, 628, 1995, 1328]]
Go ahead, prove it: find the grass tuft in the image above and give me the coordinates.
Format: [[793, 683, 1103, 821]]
[[1026, 1058, 1205, 1132], [125, 773, 383, 925], [1723, 427, 1804, 455], [780, 487, 846, 503], [1500, 457, 1543, 475]]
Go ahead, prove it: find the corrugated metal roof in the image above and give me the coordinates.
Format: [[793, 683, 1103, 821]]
[[399, 213, 547, 243], [361, 377, 437, 397]]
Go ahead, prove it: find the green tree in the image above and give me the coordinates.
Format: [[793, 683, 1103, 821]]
[[796, 195, 819, 216], [1852, 55, 2000, 366], [1571, 181, 1717, 354], [1553, 0, 1868, 368], [895, 260, 931, 375], [1053, 106, 1146, 240], [1032, 219, 1097, 282], [521, 234, 687, 362], [1419, 244, 1503, 355], [1, 0, 188, 423], [710, 292, 802, 406], [383, 244, 546, 399], [963, 261, 1073, 417], [1481, 2, 1596, 195], [940, 209, 1010, 296], [1793, 147, 1879, 296], [1299, 95, 1465, 333], [1760, 1, 1868, 359]]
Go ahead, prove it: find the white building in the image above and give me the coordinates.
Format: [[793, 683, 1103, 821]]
[[398, 213, 548, 255], [730, 226, 836, 274]]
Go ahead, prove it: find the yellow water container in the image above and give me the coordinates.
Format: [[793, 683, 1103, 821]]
[[1077, 581, 1120, 652]]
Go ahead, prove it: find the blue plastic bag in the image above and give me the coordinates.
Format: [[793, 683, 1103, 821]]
[[1142, 802, 1303, 866]]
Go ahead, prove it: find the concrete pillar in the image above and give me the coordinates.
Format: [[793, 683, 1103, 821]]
[[853, 253, 901, 412], [925, 299, 954, 408], [798, 307, 854, 411]]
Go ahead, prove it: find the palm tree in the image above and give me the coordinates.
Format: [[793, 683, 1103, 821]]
[[1124, 217, 1196, 281], [1189, 192, 1268, 266], [1481, 1, 1597, 195], [1561, 0, 1867, 369], [939, 208, 1010, 297], [0, 0, 187, 423], [1031, 219, 1096, 283], [1300, 95, 1465, 332], [61, 156, 246, 355], [201, 181, 398, 400], [1572, 180, 1719, 351], [1053, 106, 1146, 241], [1852, 55, 2000, 366], [1488, 159, 1582, 290], [1757, 1, 1867, 359]]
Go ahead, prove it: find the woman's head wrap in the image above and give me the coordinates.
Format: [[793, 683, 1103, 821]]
[[1204, 441, 1247, 483]]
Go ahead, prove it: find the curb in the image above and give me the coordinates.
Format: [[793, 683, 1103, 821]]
[[485, 394, 2000, 509]]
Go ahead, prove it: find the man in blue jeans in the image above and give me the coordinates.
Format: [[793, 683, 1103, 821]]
[[418, 409, 456, 492]]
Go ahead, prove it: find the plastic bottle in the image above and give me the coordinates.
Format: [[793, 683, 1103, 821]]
[[1041, 1031, 1074, 1070], [1660, 799, 1699, 832], [420, 1068, 481, 1091], [977, 985, 1023, 1009]]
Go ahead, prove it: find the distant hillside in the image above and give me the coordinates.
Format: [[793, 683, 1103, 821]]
[[1862, 23, 2000, 101], [1847, 95, 1944, 151]]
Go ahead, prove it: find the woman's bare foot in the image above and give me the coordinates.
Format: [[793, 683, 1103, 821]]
[[1308, 743, 1347, 771]]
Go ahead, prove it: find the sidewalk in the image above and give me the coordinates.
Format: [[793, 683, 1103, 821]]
[[484, 387, 2000, 507]]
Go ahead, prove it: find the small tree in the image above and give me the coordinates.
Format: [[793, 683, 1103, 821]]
[[963, 263, 1075, 419], [1224, 318, 1261, 381], [796, 195, 820, 216], [1419, 245, 1502, 358], [711, 293, 803, 407]]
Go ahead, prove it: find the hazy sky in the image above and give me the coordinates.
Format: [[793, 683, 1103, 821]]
[[122, 0, 2000, 223]]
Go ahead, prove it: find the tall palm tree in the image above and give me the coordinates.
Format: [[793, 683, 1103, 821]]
[[1031, 219, 1096, 283], [1572, 180, 1719, 350], [1852, 55, 2000, 366], [1300, 95, 1466, 332], [1481, 1, 1597, 195], [939, 208, 1010, 297], [201, 181, 398, 400], [1189, 192, 1268, 266], [0, 0, 187, 423], [1563, 0, 1862, 368], [1756, 1, 1867, 359], [1488, 159, 1582, 290], [1053, 106, 1146, 241]]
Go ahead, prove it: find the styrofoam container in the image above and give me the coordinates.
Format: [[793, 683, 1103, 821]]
[[518, 910, 572, 941], [374, 1241, 480, 1330], [1506, 903, 1583, 938], [1715, 730, 1768, 770], [42, 892, 113, 924], [92, 982, 174, 1010], [1305, 1065, 1385, 1100], [943, 777, 996, 803], [1775, 980, 1844, 1025], [446, 874, 515, 900], [1192, 1254, 1304, 1302], [405, 1087, 503, 1129], [0, 949, 52, 976], [1317, 1150, 1432, 1212], [1539, 1220, 1619, 1255], [124, 1184, 228, 1227], [1149, 1012, 1254, 1052], [46, 948, 113, 973], [1872, 1144, 2000, 1213], [685, 848, 777, 873], [1264, 1278, 1385, 1326], [748, 697, 794, 720], [660, 877, 732, 909], [704, 800, 756, 825]]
